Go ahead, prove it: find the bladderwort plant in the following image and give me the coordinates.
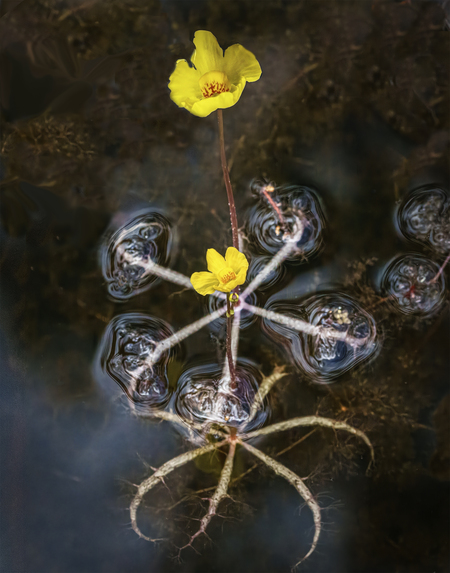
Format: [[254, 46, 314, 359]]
[[110, 30, 377, 568]]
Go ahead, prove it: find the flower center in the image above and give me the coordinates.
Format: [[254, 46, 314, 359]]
[[199, 71, 231, 98], [218, 266, 236, 284]]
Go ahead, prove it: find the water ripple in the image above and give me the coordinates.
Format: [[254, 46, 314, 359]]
[[382, 254, 446, 316], [245, 182, 325, 260], [174, 360, 270, 437], [262, 293, 378, 382], [101, 210, 174, 300], [96, 313, 176, 411], [398, 186, 450, 254]]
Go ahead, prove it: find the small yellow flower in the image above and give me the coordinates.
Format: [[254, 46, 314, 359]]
[[191, 247, 249, 295], [169, 30, 262, 117]]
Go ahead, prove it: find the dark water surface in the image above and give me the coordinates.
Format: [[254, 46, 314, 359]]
[[1, 1, 449, 572]]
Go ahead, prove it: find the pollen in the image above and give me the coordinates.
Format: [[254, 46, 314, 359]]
[[218, 266, 237, 284], [199, 71, 231, 98]]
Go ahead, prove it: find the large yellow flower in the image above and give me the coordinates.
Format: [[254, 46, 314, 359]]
[[191, 247, 249, 295], [168, 30, 262, 117]]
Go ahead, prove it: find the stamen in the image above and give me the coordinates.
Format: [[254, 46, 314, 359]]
[[199, 71, 231, 99], [218, 266, 237, 284]]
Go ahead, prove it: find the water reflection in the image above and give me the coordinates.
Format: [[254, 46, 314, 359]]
[[263, 293, 378, 382], [382, 254, 446, 316], [95, 313, 175, 411], [397, 185, 450, 254], [100, 209, 174, 300], [245, 182, 325, 261], [174, 360, 269, 437]]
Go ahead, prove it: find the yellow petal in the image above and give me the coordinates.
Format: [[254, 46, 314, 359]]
[[206, 248, 227, 274], [225, 247, 249, 275], [189, 78, 246, 117], [215, 282, 234, 293], [223, 44, 262, 85], [168, 59, 202, 110], [190, 271, 220, 295], [191, 31, 224, 75]]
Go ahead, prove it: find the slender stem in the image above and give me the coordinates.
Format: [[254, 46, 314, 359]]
[[217, 109, 239, 250], [260, 185, 286, 231], [428, 252, 450, 284], [226, 297, 237, 388]]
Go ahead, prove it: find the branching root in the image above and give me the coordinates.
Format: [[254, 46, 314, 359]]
[[130, 441, 224, 541], [244, 416, 374, 469], [179, 441, 236, 552], [240, 440, 321, 566]]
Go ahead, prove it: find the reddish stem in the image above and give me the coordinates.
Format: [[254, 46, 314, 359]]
[[428, 253, 450, 284], [261, 186, 286, 231], [217, 109, 239, 250]]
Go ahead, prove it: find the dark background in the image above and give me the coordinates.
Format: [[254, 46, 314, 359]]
[[0, 1, 449, 572]]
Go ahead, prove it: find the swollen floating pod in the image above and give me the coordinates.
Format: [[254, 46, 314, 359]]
[[174, 360, 269, 438], [262, 294, 377, 383], [245, 183, 325, 260], [101, 210, 174, 300], [397, 186, 450, 254], [382, 254, 446, 316], [96, 313, 176, 412]]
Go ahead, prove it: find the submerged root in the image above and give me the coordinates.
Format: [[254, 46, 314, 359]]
[[130, 441, 225, 541], [129, 384, 374, 568], [245, 415, 374, 470], [240, 440, 321, 566], [179, 441, 236, 552], [248, 365, 288, 422]]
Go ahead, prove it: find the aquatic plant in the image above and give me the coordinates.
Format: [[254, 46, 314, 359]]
[[92, 29, 448, 569], [97, 205, 377, 567]]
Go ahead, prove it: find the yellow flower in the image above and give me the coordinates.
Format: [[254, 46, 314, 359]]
[[191, 247, 249, 295], [168, 30, 262, 117]]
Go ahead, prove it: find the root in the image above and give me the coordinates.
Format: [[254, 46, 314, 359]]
[[244, 416, 374, 470], [240, 440, 321, 566], [130, 441, 225, 541], [179, 441, 236, 552], [248, 366, 288, 422]]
